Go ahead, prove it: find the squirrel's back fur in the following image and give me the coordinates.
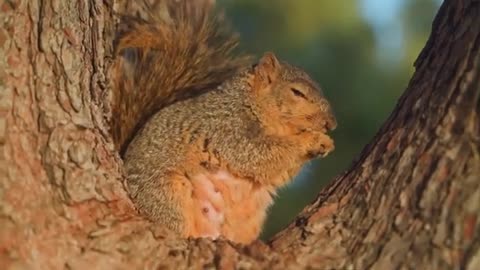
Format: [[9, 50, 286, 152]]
[[111, 0, 251, 152]]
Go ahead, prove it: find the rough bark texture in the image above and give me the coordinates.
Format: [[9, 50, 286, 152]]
[[0, 0, 479, 269]]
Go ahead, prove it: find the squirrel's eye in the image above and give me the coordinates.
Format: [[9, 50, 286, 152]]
[[291, 88, 307, 99]]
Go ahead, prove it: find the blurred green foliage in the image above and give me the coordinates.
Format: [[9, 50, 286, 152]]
[[217, 0, 441, 239]]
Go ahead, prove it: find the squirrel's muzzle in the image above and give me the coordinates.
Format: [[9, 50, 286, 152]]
[[325, 114, 337, 131], [317, 98, 337, 132], [306, 111, 337, 134]]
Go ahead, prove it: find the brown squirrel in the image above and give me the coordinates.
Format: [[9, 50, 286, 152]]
[[111, 0, 337, 244]]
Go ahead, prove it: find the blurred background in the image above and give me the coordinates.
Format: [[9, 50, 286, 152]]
[[217, 0, 443, 239]]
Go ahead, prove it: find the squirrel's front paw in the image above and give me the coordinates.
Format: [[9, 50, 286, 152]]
[[306, 132, 335, 158]]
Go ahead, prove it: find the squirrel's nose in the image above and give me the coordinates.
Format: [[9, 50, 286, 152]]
[[325, 115, 337, 131], [317, 114, 336, 133], [319, 99, 336, 131]]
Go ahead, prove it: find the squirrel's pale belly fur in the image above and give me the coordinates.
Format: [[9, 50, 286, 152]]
[[124, 76, 313, 243]]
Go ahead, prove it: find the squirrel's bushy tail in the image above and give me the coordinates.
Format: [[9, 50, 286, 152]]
[[111, 0, 251, 153]]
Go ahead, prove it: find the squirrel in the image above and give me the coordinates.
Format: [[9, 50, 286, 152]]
[[111, 0, 337, 244]]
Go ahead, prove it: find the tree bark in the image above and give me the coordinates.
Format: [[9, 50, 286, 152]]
[[0, 0, 479, 269]]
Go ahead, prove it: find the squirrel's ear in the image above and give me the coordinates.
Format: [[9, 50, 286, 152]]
[[253, 52, 280, 89]]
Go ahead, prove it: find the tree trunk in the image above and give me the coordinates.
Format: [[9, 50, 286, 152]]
[[0, 0, 479, 269]]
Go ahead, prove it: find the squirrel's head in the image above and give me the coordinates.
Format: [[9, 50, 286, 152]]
[[250, 52, 337, 136]]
